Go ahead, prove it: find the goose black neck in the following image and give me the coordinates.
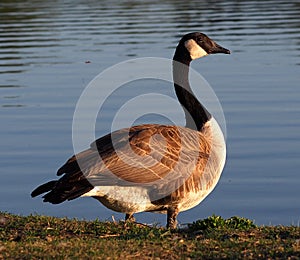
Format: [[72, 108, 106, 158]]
[[173, 46, 211, 131]]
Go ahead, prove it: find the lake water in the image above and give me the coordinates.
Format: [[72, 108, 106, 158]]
[[1, 0, 299, 226]]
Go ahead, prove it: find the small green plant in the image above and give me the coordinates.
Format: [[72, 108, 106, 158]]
[[188, 215, 256, 231], [225, 216, 256, 230]]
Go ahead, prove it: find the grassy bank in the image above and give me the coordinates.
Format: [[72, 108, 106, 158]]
[[0, 212, 299, 259]]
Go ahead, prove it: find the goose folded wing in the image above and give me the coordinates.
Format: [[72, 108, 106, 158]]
[[57, 124, 210, 190]]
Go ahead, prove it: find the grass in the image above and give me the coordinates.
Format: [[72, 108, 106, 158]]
[[0, 212, 300, 259]]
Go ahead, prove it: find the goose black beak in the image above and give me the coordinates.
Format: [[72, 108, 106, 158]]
[[209, 44, 230, 54]]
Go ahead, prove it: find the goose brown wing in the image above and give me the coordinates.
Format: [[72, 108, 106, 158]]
[[58, 124, 210, 184], [82, 124, 210, 186]]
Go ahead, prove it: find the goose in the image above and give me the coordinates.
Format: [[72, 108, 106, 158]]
[[31, 32, 230, 229]]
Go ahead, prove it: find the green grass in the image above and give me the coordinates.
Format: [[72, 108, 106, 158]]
[[0, 212, 300, 259]]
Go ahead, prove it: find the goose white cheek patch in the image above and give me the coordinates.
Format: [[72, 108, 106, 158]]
[[184, 39, 208, 59]]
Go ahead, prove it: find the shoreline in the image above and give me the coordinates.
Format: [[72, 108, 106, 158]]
[[0, 212, 299, 259]]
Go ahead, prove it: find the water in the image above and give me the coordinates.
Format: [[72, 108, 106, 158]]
[[1, 0, 299, 226]]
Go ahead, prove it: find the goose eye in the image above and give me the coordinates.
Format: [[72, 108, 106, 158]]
[[197, 38, 203, 44]]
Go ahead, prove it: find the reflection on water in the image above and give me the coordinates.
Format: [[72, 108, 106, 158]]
[[0, 0, 299, 225]]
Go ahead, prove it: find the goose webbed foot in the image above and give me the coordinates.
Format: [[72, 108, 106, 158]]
[[125, 213, 136, 222]]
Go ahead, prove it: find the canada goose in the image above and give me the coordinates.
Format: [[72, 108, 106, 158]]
[[31, 32, 230, 229]]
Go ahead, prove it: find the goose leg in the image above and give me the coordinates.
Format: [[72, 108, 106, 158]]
[[125, 213, 135, 222], [167, 207, 179, 229]]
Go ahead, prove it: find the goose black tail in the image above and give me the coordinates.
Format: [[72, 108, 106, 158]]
[[31, 178, 94, 204], [31, 180, 58, 198]]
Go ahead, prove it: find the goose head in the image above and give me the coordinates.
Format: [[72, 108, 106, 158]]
[[175, 32, 230, 61]]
